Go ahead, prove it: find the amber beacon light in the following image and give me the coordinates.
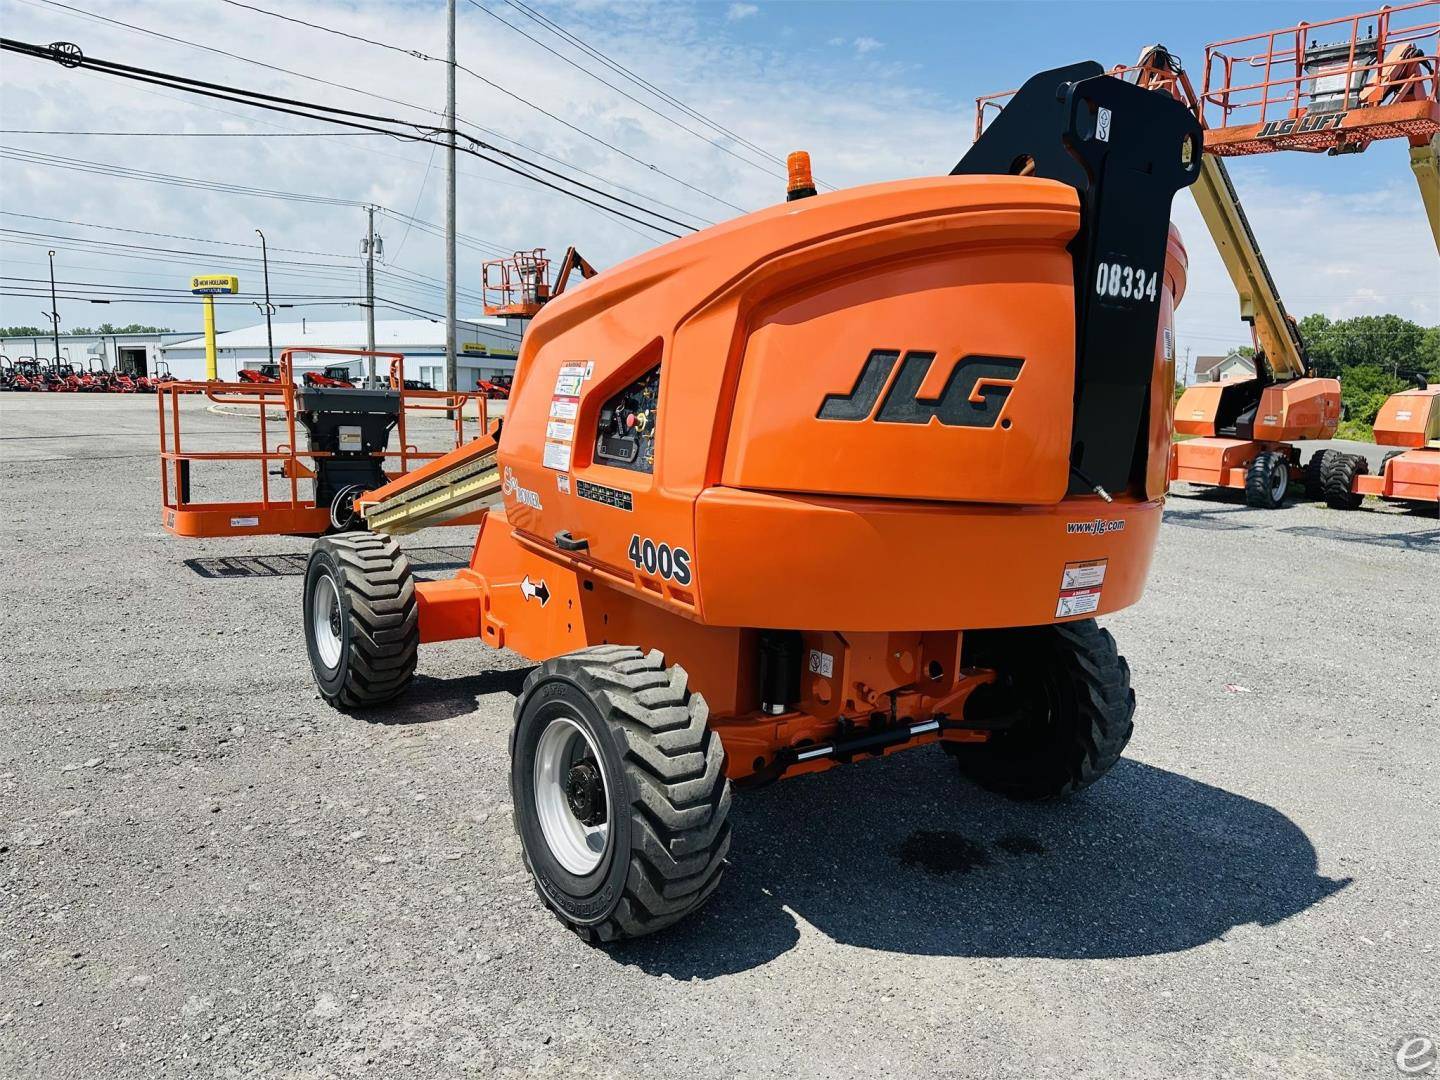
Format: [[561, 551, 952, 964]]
[[786, 150, 817, 201]]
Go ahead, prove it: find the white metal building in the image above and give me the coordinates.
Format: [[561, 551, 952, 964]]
[[159, 316, 525, 389], [0, 329, 197, 377]]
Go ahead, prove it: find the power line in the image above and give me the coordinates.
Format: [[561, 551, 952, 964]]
[[210, 0, 745, 215], [0, 290, 362, 308], [468, 0, 786, 184], [28, 0, 718, 226], [0, 129, 373, 137], [502, 0, 828, 190], [0, 147, 524, 258], [0, 236, 486, 312], [0, 233, 492, 310], [1, 38, 695, 236], [0, 210, 365, 259]]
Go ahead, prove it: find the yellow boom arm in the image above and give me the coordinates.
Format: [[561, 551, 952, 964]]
[[1188, 153, 1310, 381]]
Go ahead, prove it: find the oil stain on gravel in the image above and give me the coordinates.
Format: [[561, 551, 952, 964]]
[[995, 832, 1047, 856], [892, 830, 993, 876], [892, 830, 1048, 875]]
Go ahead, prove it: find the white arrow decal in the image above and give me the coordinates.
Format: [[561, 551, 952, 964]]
[[520, 575, 551, 606]]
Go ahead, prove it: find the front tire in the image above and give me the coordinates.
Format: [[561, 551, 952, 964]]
[[511, 647, 731, 942], [945, 620, 1134, 800], [1322, 451, 1368, 510], [303, 531, 418, 709], [1245, 449, 1289, 508]]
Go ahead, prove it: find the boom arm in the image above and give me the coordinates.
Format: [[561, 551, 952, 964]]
[[1129, 46, 1311, 381], [1191, 153, 1310, 380]]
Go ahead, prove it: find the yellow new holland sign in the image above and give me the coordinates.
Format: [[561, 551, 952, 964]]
[[190, 274, 239, 295]]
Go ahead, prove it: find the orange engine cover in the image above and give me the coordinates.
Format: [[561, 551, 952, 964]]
[[1175, 375, 1340, 440], [1254, 378, 1342, 441], [495, 175, 1187, 631], [1373, 385, 1440, 449]]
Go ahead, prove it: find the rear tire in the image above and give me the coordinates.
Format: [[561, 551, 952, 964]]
[[303, 531, 418, 709], [510, 646, 731, 942], [1245, 450, 1289, 508], [1321, 451, 1368, 510], [1304, 449, 1336, 497], [945, 620, 1134, 800]]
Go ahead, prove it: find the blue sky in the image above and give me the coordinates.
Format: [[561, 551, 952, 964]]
[[0, 0, 1433, 357], [707, 0, 1427, 194]]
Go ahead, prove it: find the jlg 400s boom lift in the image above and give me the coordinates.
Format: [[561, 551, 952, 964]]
[[303, 64, 1201, 941]]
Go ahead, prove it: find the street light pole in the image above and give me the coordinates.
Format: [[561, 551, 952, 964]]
[[255, 228, 275, 364], [46, 249, 60, 364], [445, 0, 458, 394], [365, 204, 378, 386]]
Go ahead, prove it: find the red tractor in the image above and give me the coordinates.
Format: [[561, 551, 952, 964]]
[[303, 365, 357, 389], [237, 363, 282, 386], [475, 378, 510, 400], [11, 359, 46, 391]]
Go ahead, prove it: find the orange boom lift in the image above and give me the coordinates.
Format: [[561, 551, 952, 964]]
[[1323, 376, 1440, 512], [1168, 2, 1438, 506], [974, 3, 1437, 508], [300, 64, 1203, 941]]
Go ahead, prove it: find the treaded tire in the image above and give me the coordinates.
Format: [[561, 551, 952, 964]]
[[1321, 451, 1368, 510], [1245, 450, 1290, 508], [510, 646, 731, 942], [1304, 449, 1336, 497], [303, 531, 418, 709], [945, 620, 1134, 801]]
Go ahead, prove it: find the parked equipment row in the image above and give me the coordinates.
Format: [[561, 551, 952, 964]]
[[0, 356, 181, 393]]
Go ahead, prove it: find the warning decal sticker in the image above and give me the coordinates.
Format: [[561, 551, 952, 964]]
[[544, 362, 589, 470], [1056, 558, 1106, 618], [543, 441, 573, 471]]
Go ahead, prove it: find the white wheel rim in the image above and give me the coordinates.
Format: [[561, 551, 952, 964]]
[[1270, 463, 1287, 500], [312, 573, 343, 671], [533, 715, 610, 876]]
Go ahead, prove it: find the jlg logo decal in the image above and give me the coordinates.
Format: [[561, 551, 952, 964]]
[[1258, 112, 1346, 139], [818, 350, 1024, 427]]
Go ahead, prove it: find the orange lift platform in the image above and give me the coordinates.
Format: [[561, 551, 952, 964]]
[[158, 347, 489, 538], [1320, 380, 1440, 511]]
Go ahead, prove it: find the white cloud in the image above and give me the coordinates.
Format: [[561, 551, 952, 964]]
[[853, 36, 883, 55], [726, 3, 758, 21], [1168, 167, 1438, 379], [826, 36, 846, 47], [0, 0, 1429, 351]]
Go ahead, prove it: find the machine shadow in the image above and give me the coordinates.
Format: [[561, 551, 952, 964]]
[[364, 668, 532, 726], [611, 752, 1348, 980]]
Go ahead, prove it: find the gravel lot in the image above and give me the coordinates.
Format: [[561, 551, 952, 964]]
[[2, 394, 1436, 1080]]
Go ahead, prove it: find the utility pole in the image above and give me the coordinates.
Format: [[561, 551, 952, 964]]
[[255, 228, 275, 364], [46, 249, 60, 364], [444, 0, 458, 394], [362, 205, 379, 386]]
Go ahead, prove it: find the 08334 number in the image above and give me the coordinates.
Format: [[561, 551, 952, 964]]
[[1095, 260, 1158, 304]]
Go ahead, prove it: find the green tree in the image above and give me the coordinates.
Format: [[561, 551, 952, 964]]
[[1339, 363, 1410, 428], [1298, 312, 1429, 379], [1, 322, 171, 338]]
